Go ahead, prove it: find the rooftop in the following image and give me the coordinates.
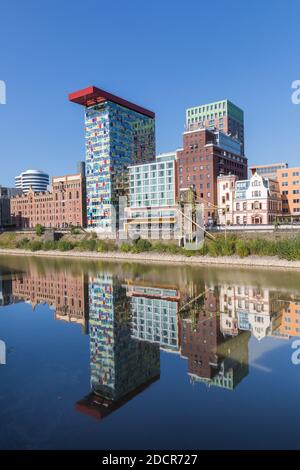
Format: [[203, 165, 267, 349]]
[[68, 86, 155, 118]]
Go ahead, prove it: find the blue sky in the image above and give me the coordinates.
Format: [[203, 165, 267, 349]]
[[0, 0, 299, 186]]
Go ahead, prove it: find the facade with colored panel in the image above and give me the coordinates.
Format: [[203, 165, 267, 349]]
[[88, 273, 160, 402], [69, 87, 155, 233], [186, 99, 245, 154]]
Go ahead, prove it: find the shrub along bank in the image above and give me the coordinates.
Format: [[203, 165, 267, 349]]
[[0, 233, 300, 261]]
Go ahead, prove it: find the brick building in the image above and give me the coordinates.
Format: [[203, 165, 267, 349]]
[[177, 128, 247, 222], [11, 172, 86, 229], [12, 270, 88, 330], [179, 288, 222, 379], [186, 99, 245, 154]]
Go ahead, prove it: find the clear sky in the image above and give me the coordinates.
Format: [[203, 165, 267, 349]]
[[0, 0, 300, 186]]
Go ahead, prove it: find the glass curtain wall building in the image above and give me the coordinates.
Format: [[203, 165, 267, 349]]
[[69, 87, 155, 233], [125, 152, 178, 239], [127, 284, 180, 352]]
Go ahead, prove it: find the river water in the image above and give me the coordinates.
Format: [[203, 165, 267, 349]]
[[0, 255, 299, 449]]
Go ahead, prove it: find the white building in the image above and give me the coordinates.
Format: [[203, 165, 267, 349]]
[[217, 169, 282, 226], [127, 284, 179, 352], [15, 169, 49, 193], [124, 153, 178, 239]]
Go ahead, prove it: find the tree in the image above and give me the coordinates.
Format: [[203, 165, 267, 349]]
[[35, 224, 45, 236]]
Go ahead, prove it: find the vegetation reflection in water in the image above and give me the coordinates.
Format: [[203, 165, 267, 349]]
[[1, 255, 300, 422]]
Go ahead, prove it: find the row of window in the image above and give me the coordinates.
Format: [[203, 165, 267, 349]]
[[187, 102, 226, 115], [188, 112, 226, 122], [281, 180, 299, 186], [282, 189, 300, 195], [281, 171, 300, 177]]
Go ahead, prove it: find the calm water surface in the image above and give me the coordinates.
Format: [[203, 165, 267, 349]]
[[0, 255, 299, 450]]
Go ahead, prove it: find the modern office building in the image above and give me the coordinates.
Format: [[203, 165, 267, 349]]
[[124, 152, 178, 238], [15, 169, 49, 193], [126, 283, 180, 352], [69, 86, 155, 233], [11, 170, 86, 228], [249, 162, 288, 180], [0, 186, 22, 227], [177, 128, 247, 223], [276, 166, 300, 216], [186, 99, 245, 154], [217, 169, 282, 225]]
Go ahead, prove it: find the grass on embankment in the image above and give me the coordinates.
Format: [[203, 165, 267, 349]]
[[1, 231, 300, 261]]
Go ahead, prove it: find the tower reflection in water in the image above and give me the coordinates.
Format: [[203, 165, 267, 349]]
[[76, 274, 160, 419], [5, 264, 298, 420]]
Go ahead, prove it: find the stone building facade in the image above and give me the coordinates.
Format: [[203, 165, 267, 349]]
[[11, 172, 86, 229]]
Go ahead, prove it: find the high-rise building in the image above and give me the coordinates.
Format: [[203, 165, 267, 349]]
[[69, 86, 155, 233], [76, 273, 160, 419], [179, 288, 222, 379], [249, 162, 288, 180], [176, 128, 247, 223], [186, 99, 245, 154], [276, 166, 300, 216], [15, 169, 49, 193]]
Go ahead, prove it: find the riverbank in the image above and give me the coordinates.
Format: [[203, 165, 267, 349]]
[[2, 247, 300, 270]]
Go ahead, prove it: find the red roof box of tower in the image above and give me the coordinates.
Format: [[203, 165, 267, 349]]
[[68, 86, 155, 118]]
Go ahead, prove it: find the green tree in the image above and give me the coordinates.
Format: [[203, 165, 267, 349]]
[[35, 224, 45, 236]]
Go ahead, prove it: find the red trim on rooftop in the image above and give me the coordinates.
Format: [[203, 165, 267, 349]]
[[68, 86, 155, 118]]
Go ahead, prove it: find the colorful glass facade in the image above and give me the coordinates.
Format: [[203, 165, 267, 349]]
[[88, 273, 160, 401], [84, 101, 155, 232]]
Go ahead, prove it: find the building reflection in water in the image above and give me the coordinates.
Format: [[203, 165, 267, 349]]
[[11, 269, 89, 332], [2, 264, 300, 419], [0, 270, 13, 306], [76, 273, 160, 420], [126, 282, 180, 352]]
